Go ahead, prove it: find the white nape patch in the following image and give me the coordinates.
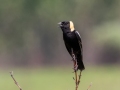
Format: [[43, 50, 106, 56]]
[[69, 21, 75, 32]]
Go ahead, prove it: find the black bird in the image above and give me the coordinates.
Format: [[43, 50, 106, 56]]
[[58, 21, 85, 71]]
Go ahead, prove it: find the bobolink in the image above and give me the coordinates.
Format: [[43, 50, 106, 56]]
[[58, 21, 85, 71]]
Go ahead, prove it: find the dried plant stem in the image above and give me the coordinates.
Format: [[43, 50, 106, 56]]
[[87, 82, 92, 90], [72, 55, 78, 90], [73, 60, 79, 90], [77, 70, 82, 86], [72, 60, 78, 90], [71, 48, 83, 90], [74, 64, 78, 90], [9, 71, 22, 90]]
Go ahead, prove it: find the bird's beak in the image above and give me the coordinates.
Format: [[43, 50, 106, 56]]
[[58, 22, 61, 25], [58, 22, 62, 27]]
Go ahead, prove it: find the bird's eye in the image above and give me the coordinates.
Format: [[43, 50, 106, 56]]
[[62, 22, 65, 24]]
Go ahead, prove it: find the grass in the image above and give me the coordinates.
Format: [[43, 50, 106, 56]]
[[0, 66, 120, 90]]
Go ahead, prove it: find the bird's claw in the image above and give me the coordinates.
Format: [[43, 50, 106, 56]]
[[72, 54, 75, 60], [72, 64, 78, 72], [74, 66, 78, 72]]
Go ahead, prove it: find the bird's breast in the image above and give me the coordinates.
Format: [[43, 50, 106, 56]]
[[63, 32, 79, 47]]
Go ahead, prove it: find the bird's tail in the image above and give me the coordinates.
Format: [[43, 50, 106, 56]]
[[76, 53, 85, 71]]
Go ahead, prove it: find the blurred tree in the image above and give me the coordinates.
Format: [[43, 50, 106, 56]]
[[0, 0, 120, 67]]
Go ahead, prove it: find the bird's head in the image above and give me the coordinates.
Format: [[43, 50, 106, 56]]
[[58, 21, 75, 33]]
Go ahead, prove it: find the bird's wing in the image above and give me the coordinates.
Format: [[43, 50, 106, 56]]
[[64, 42, 72, 56], [74, 30, 83, 58], [75, 30, 85, 70]]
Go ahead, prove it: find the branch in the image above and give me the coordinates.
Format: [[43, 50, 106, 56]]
[[87, 82, 92, 90], [77, 70, 82, 86], [9, 71, 22, 90], [72, 53, 78, 90], [71, 49, 82, 90], [75, 69, 78, 90]]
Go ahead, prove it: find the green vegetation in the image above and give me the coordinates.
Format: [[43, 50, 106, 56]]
[[1, 0, 120, 66], [92, 21, 120, 46], [0, 67, 119, 90]]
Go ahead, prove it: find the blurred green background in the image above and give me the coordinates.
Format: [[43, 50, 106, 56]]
[[0, 0, 120, 90]]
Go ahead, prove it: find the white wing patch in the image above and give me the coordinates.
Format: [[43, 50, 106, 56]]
[[75, 30, 83, 58], [76, 31, 81, 38]]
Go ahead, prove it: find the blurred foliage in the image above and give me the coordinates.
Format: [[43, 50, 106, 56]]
[[0, 0, 120, 67], [93, 21, 120, 45], [92, 21, 120, 64]]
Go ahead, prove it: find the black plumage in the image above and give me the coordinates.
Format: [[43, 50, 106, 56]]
[[58, 21, 85, 71]]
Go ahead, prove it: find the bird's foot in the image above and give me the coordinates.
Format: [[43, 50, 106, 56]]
[[72, 53, 75, 60], [72, 64, 78, 72], [74, 64, 78, 72]]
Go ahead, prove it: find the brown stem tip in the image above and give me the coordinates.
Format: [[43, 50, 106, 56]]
[[9, 71, 22, 90]]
